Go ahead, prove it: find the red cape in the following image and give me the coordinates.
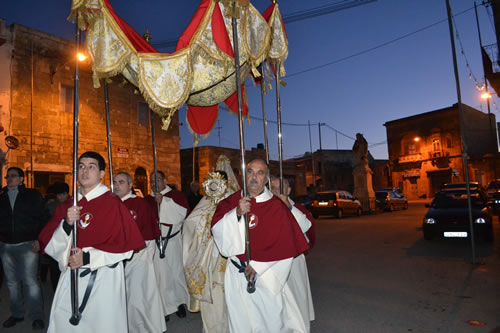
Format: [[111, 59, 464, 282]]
[[294, 203, 316, 249], [39, 192, 145, 253], [212, 192, 309, 262], [123, 196, 161, 241]]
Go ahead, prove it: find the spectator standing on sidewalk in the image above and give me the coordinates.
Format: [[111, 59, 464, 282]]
[[0, 167, 47, 330]]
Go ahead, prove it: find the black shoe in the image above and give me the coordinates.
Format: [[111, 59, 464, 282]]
[[32, 320, 44, 330], [3, 316, 24, 328], [164, 315, 170, 323], [176, 304, 186, 318]]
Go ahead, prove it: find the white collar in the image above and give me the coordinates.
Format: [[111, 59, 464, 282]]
[[245, 187, 273, 203], [150, 185, 171, 197], [78, 183, 109, 202], [288, 197, 295, 206], [120, 191, 136, 202]]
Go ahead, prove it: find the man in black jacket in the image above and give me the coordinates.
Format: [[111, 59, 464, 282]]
[[0, 167, 46, 330]]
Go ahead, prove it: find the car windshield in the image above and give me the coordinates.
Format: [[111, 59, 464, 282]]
[[431, 192, 485, 209], [315, 193, 336, 201], [487, 181, 500, 189], [375, 192, 388, 199]]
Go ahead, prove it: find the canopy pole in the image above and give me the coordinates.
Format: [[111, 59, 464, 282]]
[[231, 2, 255, 294], [69, 22, 81, 327], [259, 60, 271, 187], [446, 0, 475, 264], [275, 61, 284, 193], [104, 81, 114, 192]]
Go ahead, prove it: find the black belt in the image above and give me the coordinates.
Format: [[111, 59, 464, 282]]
[[77, 262, 120, 315], [156, 226, 181, 259]]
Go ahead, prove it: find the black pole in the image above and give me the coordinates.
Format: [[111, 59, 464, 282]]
[[446, 0, 475, 264], [231, 2, 255, 294], [275, 61, 284, 193], [69, 23, 81, 326], [104, 81, 114, 192], [308, 120, 316, 190], [475, 1, 498, 185]]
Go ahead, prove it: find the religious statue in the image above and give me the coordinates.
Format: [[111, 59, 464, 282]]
[[352, 133, 368, 166]]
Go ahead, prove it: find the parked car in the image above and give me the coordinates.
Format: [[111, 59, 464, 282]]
[[486, 180, 500, 215], [422, 189, 493, 241], [294, 194, 313, 210], [375, 190, 408, 211], [379, 187, 403, 196], [309, 190, 362, 218], [440, 182, 480, 191]]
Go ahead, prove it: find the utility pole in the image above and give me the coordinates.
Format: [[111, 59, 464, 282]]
[[318, 122, 326, 150], [446, 0, 475, 264], [475, 1, 498, 185], [308, 120, 316, 190]]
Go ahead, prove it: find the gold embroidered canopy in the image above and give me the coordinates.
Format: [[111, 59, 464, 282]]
[[69, 0, 288, 135]]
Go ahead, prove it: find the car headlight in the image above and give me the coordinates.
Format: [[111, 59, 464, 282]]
[[474, 217, 486, 224], [424, 218, 436, 224], [495, 200, 500, 204]]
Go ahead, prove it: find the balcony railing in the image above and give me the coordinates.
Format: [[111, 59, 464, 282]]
[[483, 43, 500, 73], [399, 153, 422, 163]]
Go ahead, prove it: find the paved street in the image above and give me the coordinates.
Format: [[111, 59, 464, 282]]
[[1, 202, 499, 332]]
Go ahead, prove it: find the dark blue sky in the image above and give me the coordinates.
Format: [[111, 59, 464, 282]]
[[2, 0, 497, 160]]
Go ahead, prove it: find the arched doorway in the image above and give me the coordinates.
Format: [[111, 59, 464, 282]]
[[134, 167, 148, 197]]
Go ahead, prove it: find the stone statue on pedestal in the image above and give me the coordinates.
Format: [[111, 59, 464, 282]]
[[352, 133, 375, 212]]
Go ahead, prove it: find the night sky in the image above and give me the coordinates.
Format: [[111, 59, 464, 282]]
[[2, 0, 497, 160]]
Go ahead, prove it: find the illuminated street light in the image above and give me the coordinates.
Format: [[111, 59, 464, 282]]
[[481, 92, 492, 99], [77, 52, 87, 62], [414, 137, 421, 142]]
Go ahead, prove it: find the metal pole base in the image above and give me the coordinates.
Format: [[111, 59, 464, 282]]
[[247, 280, 256, 294], [69, 314, 81, 326]]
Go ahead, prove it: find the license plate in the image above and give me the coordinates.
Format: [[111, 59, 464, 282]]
[[444, 232, 468, 238], [318, 202, 328, 206]]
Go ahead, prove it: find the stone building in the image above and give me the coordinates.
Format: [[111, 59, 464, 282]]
[[384, 103, 498, 199], [0, 21, 182, 195], [292, 149, 389, 194]]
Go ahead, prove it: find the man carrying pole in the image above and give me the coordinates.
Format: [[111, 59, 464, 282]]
[[113, 172, 166, 333], [211, 158, 309, 332], [148, 170, 190, 321], [38, 152, 145, 332]]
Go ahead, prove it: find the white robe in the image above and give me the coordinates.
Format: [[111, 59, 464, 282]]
[[183, 197, 229, 333], [45, 184, 133, 333], [121, 192, 167, 333], [153, 186, 189, 315], [211, 188, 307, 333], [287, 199, 316, 332]]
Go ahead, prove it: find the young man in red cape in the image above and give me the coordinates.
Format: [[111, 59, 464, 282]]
[[211, 159, 310, 332], [147, 170, 189, 321], [271, 175, 316, 333], [113, 172, 166, 333], [38, 152, 145, 333]]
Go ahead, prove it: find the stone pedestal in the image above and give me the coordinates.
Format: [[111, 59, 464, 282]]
[[353, 163, 376, 212]]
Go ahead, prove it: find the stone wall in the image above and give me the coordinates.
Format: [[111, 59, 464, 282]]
[[2, 24, 181, 193]]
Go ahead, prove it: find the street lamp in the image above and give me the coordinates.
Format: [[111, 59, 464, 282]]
[[77, 52, 87, 62], [414, 136, 421, 142]]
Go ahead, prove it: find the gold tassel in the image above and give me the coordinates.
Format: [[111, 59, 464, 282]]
[[280, 61, 286, 77], [193, 135, 201, 147], [280, 79, 287, 87], [93, 73, 101, 88], [161, 114, 173, 131], [251, 65, 261, 78]]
